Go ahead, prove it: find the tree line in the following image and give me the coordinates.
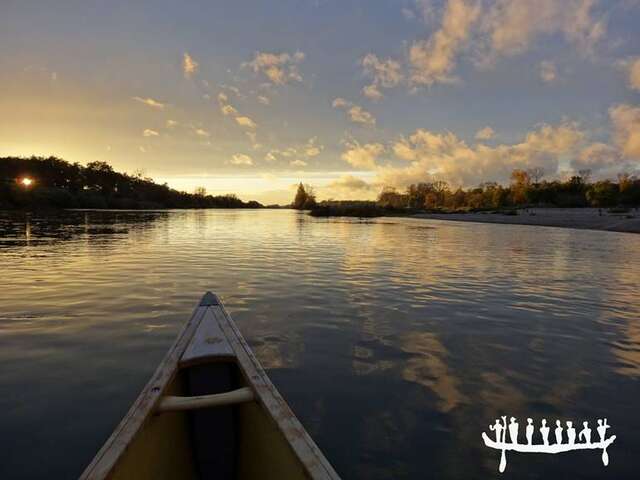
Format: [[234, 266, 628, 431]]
[[0, 156, 263, 209], [376, 169, 640, 211]]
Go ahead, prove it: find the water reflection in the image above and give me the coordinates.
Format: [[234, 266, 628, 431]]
[[0, 210, 639, 479]]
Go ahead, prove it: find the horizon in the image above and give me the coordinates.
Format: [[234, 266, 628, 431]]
[[2, 0, 639, 204]]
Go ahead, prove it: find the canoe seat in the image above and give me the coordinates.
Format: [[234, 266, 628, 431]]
[[180, 309, 235, 365], [157, 387, 254, 412]]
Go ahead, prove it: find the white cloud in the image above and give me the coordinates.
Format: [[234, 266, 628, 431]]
[[627, 58, 640, 91], [304, 137, 323, 157], [332, 98, 348, 109], [143, 129, 159, 137], [380, 121, 583, 187], [478, 0, 606, 64], [166, 119, 178, 128], [246, 51, 305, 85], [235, 116, 257, 129], [475, 126, 495, 140], [332, 98, 376, 126], [404, 0, 606, 87], [341, 141, 385, 170], [290, 159, 307, 167], [539, 60, 557, 83], [361, 53, 403, 100], [221, 104, 238, 116], [320, 174, 378, 200], [257, 95, 271, 105], [231, 154, 254, 166], [139, 146, 147, 153], [409, 0, 481, 86], [194, 128, 210, 137], [402, 7, 417, 21], [572, 142, 622, 172], [362, 84, 384, 101], [132, 96, 165, 109], [609, 104, 640, 159], [265, 151, 278, 162], [183, 52, 199, 78]]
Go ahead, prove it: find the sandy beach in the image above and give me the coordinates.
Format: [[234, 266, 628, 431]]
[[412, 208, 640, 234]]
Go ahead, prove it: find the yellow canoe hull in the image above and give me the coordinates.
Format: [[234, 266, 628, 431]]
[[81, 292, 339, 480]]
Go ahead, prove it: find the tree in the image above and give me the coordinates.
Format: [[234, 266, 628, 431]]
[[194, 186, 207, 197], [377, 186, 407, 209], [292, 182, 316, 209], [510, 169, 531, 205], [527, 167, 545, 185], [587, 181, 618, 207]]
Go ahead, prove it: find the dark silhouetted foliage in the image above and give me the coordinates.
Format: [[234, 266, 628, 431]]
[[292, 183, 317, 210], [0, 156, 264, 210]]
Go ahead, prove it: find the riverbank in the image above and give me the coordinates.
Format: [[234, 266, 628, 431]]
[[411, 208, 640, 233]]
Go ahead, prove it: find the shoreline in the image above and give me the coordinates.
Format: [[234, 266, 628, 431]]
[[409, 208, 640, 234]]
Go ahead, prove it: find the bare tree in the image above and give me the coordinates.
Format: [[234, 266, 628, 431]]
[[527, 167, 545, 184], [578, 169, 592, 184]]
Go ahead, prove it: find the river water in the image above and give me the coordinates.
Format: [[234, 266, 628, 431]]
[[1, 209, 638, 479]]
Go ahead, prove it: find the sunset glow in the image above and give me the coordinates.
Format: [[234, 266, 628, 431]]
[[1, 1, 638, 204]]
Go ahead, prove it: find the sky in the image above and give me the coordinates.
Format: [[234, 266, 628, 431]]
[[1, 0, 639, 204]]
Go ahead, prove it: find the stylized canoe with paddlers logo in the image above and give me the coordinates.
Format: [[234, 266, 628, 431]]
[[482, 416, 616, 473]]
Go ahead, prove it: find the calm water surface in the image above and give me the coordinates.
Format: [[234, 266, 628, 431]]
[[1, 209, 639, 479]]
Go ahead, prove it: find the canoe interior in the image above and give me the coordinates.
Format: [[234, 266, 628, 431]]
[[109, 359, 309, 480]]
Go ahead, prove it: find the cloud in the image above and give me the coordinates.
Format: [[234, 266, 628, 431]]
[[332, 98, 349, 109], [216, 92, 239, 117], [231, 154, 254, 166], [235, 116, 257, 129], [627, 58, 640, 91], [475, 126, 495, 140], [194, 128, 210, 137], [246, 51, 305, 85], [380, 121, 584, 187], [402, 7, 417, 21], [332, 98, 376, 126], [321, 175, 378, 200], [132, 96, 165, 109], [143, 129, 159, 137], [361, 53, 403, 100], [290, 159, 307, 167], [539, 60, 557, 83], [218, 91, 258, 130], [609, 104, 640, 159], [409, 0, 481, 86], [262, 139, 321, 164], [304, 137, 323, 157], [183, 52, 199, 78], [571, 142, 623, 172], [362, 84, 384, 101], [478, 0, 606, 64], [328, 175, 376, 192], [257, 95, 271, 105], [404, 0, 606, 87], [221, 104, 238, 116], [341, 141, 385, 170], [166, 119, 178, 128]]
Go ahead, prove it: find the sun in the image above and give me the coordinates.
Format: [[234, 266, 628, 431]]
[[20, 177, 34, 187]]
